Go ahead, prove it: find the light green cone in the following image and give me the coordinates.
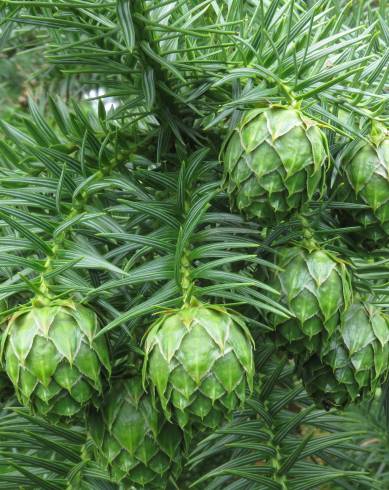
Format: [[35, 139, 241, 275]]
[[87, 377, 182, 489], [301, 301, 389, 409], [269, 245, 352, 357], [223, 106, 327, 223], [143, 303, 254, 431], [3, 300, 111, 422]]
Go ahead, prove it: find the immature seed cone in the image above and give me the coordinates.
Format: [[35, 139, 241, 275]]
[[3, 300, 110, 422], [342, 125, 389, 236], [223, 106, 327, 224], [300, 301, 389, 409], [269, 245, 351, 357], [144, 303, 254, 431], [88, 377, 182, 489]]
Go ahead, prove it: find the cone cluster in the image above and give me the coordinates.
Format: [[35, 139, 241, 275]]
[[267, 244, 389, 408], [1, 102, 388, 487], [0, 293, 254, 487]]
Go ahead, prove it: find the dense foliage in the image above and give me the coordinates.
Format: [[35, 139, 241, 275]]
[[0, 0, 387, 488]]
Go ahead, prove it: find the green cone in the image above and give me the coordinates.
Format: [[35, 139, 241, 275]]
[[143, 303, 254, 431], [300, 301, 389, 409], [223, 106, 327, 223], [269, 245, 352, 357], [343, 125, 389, 236], [3, 300, 111, 422], [88, 377, 182, 489]]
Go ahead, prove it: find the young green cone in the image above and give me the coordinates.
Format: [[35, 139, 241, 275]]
[[300, 301, 389, 409], [223, 106, 327, 224], [269, 245, 352, 357], [143, 303, 254, 431], [342, 123, 389, 236], [87, 377, 182, 488], [2, 300, 111, 422]]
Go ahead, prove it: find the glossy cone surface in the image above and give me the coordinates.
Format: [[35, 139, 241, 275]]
[[224, 106, 327, 223], [144, 304, 254, 431], [3, 301, 110, 422], [88, 377, 182, 488]]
